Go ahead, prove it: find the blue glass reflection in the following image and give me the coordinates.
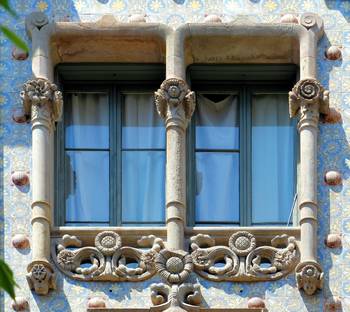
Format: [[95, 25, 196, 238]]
[[195, 152, 239, 223], [252, 94, 295, 224], [122, 151, 165, 223], [65, 151, 109, 223]]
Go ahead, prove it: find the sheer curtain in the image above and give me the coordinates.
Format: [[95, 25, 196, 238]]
[[252, 94, 295, 224], [122, 94, 165, 224], [195, 94, 240, 224], [65, 93, 110, 224]]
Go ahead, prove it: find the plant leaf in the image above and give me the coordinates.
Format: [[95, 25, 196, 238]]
[[0, 0, 17, 17], [0, 258, 17, 300], [0, 25, 29, 52]]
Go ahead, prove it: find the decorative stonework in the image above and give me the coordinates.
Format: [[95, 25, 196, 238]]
[[155, 249, 193, 284], [190, 232, 299, 282], [52, 232, 165, 282], [151, 283, 202, 311], [295, 262, 323, 296], [289, 78, 329, 123], [155, 78, 195, 129], [26, 261, 56, 295], [21, 78, 63, 126]]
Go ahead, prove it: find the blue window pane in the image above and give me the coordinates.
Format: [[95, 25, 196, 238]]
[[196, 94, 239, 150], [252, 94, 295, 224], [65, 151, 109, 223], [122, 151, 165, 224], [122, 94, 165, 149], [65, 93, 109, 149], [195, 152, 239, 223]]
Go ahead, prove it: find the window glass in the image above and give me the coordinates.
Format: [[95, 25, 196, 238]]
[[64, 92, 110, 225], [195, 94, 240, 224], [65, 151, 110, 224], [121, 93, 166, 224], [122, 94, 165, 149], [65, 93, 109, 149], [251, 93, 295, 224]]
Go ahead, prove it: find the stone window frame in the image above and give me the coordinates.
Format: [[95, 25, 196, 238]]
[[21, 11, 328, 305]]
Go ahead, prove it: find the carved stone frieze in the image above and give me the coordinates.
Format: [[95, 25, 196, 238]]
[[155, 78, 195, 129], [296, 261, 323, 295], [26, 261, 56, 295], [190, 232, 299, 282], [52, 232, 165, 282], [151, 283, 201, 311], [288, 78, 329, 126], [21, 78, 63, 125]]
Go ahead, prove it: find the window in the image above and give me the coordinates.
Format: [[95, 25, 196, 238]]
[[187, 65, 298, 226], [55, 65, 166, 226]]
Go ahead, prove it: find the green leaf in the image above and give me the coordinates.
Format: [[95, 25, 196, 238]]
[[0, 0, 17, 18], [0, 258, 17, 300], [0, 25, 29, 52]]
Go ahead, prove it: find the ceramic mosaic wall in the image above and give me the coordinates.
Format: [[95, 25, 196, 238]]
[[1, 0, 350, 311]]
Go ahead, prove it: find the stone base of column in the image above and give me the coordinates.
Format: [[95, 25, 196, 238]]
[[27, 260, 56, 295]]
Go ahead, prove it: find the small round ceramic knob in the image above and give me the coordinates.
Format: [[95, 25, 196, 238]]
[[325, 234, 342, 249], [128, 14, 146, 23], [11, 297, 29, 311], [324, 170, 342, 186], [280, 14, 298, 24], [12, 108, 28, 123], [87, 297, 106, 309], [204, 15, 222, 23], [323, 108, 342, 124], [11, 171, 29, 186], [12, 234, 30, 249], [325, 296, 342, 311], [12, 47, 29, 61], [247, 297, 265, 309], [326, 46, 342, 61]]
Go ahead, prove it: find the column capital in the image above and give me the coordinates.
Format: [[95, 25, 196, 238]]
[[289, 78, 329, 129], [155, 78, 195, 129], [21, 78, 63, 128]]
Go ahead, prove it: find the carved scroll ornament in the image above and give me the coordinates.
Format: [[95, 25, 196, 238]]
[[190, 231, 299, 282]]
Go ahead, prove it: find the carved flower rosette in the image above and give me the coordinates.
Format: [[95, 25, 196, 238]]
[[190, 232, 299, 282], [52, 232, 164, 282]]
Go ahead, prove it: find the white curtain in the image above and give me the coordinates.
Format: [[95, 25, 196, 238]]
[[252, 94, 295, 224], [195, 94, 240, 223], [122, 94, 165, 223], [65, 93, 110, 224]]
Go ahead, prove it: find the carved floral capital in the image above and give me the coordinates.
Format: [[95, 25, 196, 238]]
[[26, 261, 56, 295], [296, 261, 323, 295], [289, 78, 329, 126], [21, 78, 63, 126], [155, 78, 195, 129]]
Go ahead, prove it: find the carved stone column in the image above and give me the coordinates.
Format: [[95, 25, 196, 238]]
[[155, 78, 195, 250], [289, 78, 329, 295], [21, 78, 62, 295]]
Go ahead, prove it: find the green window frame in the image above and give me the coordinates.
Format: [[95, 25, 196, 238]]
[[54, 64, 165, 226], [186, 64, 298, 227]]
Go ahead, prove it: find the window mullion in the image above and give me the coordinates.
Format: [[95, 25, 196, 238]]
[[245, 87, 252, 226]]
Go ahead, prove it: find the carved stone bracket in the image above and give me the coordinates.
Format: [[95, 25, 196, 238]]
[[26, 261, 56, 295], [155, 78, 195, 130], [190, 232, 299, 282], [52, 231, 165, 282], [150, 283, 202, 312], [21, 78, 63, 127], [295, 261, 323, 296]]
